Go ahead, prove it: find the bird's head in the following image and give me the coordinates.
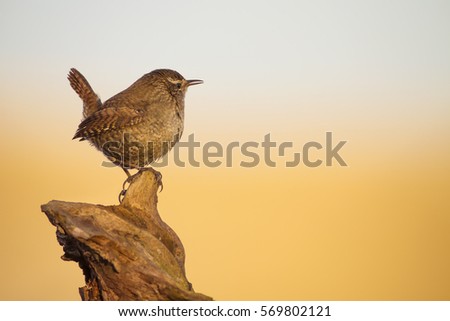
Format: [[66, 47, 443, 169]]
[[150, 69, 203, 100]]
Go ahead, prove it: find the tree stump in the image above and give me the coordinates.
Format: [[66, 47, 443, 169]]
[[41, 170, 212, 301]]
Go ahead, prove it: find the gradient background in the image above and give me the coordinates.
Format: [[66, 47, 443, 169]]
[[1, 0, 449, 300]]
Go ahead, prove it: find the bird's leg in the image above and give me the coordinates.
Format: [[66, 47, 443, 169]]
[[123, 168, 132, 178], [118, 168, 135, 203]]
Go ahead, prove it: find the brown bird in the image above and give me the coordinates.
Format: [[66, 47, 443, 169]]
[[68, 68, 203, 195]]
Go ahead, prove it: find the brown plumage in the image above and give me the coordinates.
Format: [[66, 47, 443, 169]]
[[69, 68, 203, 173], [68, 68, 102, 119]]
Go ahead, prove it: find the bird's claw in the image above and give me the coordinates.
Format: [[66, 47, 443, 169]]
[[153, 170, 164, 192], [118, 168, 163, 203], [140, 167, 163, 192], [118, 189, 127, 204], [119, 172, 136, 203]]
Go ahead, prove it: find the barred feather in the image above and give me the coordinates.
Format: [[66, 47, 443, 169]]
[[68, 68, 102, 118], [73, 106, 145, 140]]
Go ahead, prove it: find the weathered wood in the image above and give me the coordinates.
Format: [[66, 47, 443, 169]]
[[41, 170, 212, 301]]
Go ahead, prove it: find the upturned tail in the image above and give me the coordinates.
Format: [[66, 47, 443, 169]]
[[68, 68, 102, 119]]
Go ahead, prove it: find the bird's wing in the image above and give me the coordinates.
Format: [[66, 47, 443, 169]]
[[73, 106, 145, 140], [68, 68, 102, 118]]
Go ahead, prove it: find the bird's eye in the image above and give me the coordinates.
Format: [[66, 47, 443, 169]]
[[176, 82, 182, 89]]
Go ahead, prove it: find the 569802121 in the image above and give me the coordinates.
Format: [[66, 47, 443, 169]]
[[260, 305, 331, 317]]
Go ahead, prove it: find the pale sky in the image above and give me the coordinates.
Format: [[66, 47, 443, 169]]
[[1, 0, 449, 140]]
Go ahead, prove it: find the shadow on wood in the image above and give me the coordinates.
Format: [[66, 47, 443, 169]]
[[41, 170, 212, 301]]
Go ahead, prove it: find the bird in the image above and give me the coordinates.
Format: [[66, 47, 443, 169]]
[[68, 68, 203, 196]]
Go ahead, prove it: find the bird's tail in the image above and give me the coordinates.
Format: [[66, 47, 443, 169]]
[[68, 68, 102, 119]]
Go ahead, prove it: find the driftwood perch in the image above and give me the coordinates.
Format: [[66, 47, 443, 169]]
[[41, 170, 212, 301]]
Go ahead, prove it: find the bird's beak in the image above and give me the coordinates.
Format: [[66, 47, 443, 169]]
[[187, 79, 203, 86]]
